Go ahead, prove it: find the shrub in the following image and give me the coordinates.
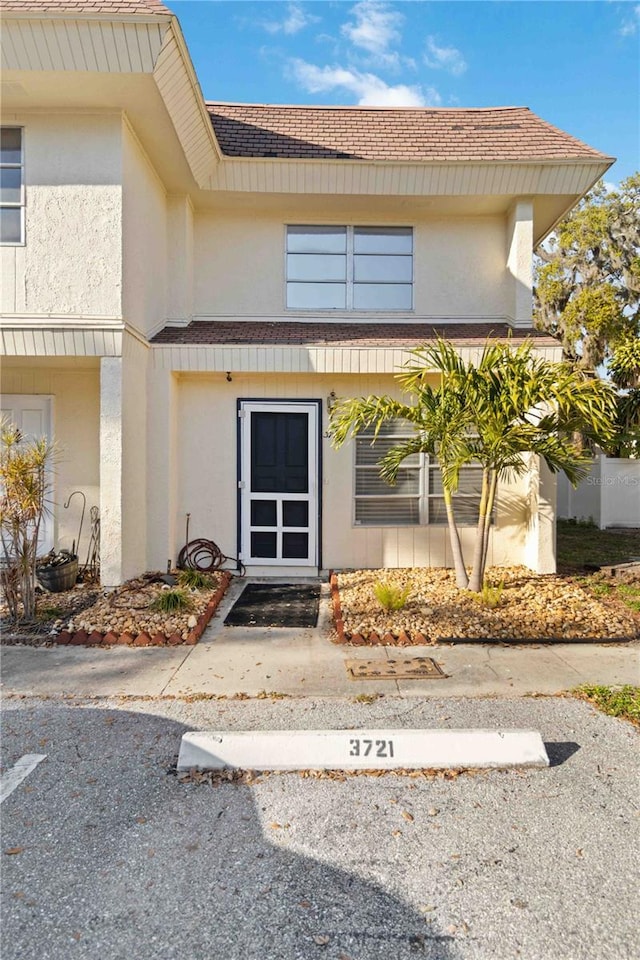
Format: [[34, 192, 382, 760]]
[[0, 421, 55, 621], [373, 580, 411, 612]]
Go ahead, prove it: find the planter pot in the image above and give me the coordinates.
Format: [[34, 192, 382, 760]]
[[37, 556, 79, 593]]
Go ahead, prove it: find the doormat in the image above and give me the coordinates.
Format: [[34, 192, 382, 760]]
[[345, 657, 445, 680], [224, 582, 321, 628]]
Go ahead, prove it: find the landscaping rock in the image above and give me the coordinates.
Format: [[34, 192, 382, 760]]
[[334, 566, 640, 643]]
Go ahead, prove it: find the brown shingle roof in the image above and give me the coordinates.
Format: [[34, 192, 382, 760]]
[[1, 0, 172, 14], [152, 321, 556, 348], [207, 103, 611, 163]]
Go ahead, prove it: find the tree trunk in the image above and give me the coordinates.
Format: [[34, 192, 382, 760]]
[[444, 488, 468, 589], [480, 470, 498, 584], [468, 469, 490, 592]]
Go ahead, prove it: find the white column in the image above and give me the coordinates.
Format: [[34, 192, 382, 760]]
[[507, 199, 534, 328], [523, 454, 557, 574], [146, 364, 178, 570], [99, 338, 149, 587], [100, 356, 124, 588]]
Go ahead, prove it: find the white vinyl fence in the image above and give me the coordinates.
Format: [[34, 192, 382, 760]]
[[557, 455, 640, 529]]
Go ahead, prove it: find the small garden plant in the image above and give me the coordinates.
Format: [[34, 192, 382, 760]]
[[373, 580, 411, 612], [177, 569, 214, 591], [479, 579, 505, 608], [150, 587, 194, 614]]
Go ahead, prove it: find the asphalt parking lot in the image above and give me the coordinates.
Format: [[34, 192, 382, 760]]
[[1, 695, 638, 960]]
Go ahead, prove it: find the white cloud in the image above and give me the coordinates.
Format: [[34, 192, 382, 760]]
[[288, 58, 440, 107], [619, 4, 640, 35], [341, 0, 403, 55], [424, 35, 467, 76], [262, 3, 319, 36]]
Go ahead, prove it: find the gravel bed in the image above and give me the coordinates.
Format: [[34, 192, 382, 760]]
[[335, 566, 640, 643], [1, 572, 228, 645]]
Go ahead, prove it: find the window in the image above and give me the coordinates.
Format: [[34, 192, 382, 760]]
[[286, 225, 412, 310], [1, 128, 23, 244], [354, 422, 490, 526]]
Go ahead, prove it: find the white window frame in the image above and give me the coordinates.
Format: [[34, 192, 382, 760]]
[[0, 127, 25, 246], [285, 224, 413, 312], [353, 424, 491, 527]]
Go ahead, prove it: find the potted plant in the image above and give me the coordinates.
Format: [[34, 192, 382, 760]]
[[37, 549, 79, 593]]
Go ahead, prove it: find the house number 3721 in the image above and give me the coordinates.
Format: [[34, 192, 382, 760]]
[[349, 738, 395, 758]]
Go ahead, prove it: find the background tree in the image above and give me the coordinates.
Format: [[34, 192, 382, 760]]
[[605, 333, 640, 457], [330, 339, 617, 593], [534, 173, 639, 371]]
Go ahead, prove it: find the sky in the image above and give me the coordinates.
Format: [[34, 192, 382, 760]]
[[164, 1, 640, 184]]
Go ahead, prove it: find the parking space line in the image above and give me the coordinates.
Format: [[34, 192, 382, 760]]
[[0, 754, 46, 804]]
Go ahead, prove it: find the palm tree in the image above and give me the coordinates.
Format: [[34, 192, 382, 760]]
[[330, 341, 476, 589], [330, 338, 617, 593]]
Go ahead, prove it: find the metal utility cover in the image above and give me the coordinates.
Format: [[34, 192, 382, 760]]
[[345, 657, 445, 680]]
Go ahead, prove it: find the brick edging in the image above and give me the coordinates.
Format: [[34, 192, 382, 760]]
[[54, 571, 233, 647], [330, 571, 429, 646], [329, 571, 345, 643]]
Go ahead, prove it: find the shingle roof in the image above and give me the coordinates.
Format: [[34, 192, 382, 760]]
[[1, 0, 172, 14], [152, 321, 556, 348], [207, 103, 611, 163]]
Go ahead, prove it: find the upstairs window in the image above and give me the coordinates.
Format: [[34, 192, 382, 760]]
[[286, 225, 413, 311], [0, 128, 23, 244], [354, 422, 491, 526]]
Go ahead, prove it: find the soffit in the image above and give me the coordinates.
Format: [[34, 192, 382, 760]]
[[0, 14, 219, 188]]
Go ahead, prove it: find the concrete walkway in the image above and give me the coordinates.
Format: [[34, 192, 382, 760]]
[[2, 581, 638, 699]]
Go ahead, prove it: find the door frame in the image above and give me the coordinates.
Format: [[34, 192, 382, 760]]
[[236, 398, 322, 569]]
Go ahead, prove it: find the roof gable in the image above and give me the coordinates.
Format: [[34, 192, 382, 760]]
[[207, 104, 611, 164]]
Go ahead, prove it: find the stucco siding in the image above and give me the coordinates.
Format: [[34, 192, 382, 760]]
[[166, 372, 537, 574], [0, 359, 100, 562], [193, 211, 512, 322], [1, 112, 122, 318], [122, 121, 168, 337]]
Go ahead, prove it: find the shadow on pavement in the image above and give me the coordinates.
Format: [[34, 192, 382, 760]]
[[544, 741, 581, 767], [1, 705, 462, 960]]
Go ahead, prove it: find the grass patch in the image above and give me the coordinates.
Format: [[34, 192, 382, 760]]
[[577, 574, 640, 616], [149, 588, 194, 614], [616, 584, 640, 613], [573, 685, 640, 726], [557, 519, 640, 574]]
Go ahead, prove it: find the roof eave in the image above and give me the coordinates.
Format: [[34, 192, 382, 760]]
[[533, 156, 615, 247]]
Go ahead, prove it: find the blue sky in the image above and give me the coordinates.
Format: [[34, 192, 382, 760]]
[[165, 1, 639, 183]]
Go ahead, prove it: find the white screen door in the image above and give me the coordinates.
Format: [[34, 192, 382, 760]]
[[239, 402, 318, 567], [0, 394, 54, 554]]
